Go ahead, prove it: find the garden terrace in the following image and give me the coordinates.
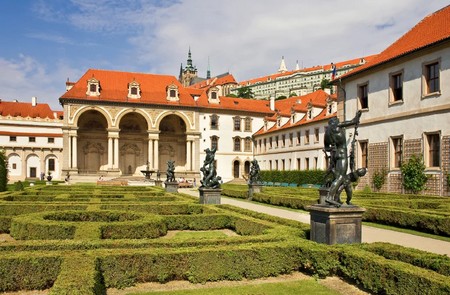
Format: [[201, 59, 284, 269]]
[[221, 184, 450, 236], [0, 185, 449, 294]]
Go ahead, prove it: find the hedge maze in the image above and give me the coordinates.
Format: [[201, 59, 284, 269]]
[[1, 185, 450, 294]]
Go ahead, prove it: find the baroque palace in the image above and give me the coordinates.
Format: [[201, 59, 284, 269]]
[[0, 5, 448, 195]]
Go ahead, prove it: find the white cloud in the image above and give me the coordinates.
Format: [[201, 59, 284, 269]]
[[0, 55, 82, 110]]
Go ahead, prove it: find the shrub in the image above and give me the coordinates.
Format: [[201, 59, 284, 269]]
[[260, 170, 325, 185], [401, 155, 427, 194], [372, 169, 386, 191]]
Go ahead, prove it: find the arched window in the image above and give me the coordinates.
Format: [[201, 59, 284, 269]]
[[244, 137, 252, 152], [233, 116, 241, 131], [210, 114, 219, 130], [244, 117, 252, 131], [211, 136, 219, 150], [233, 137, 241, 152]]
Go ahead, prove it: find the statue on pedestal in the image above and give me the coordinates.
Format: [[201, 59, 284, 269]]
[[200, 147, 221, 189], [166, 160, 176, 183], [322, 111, 366, 207], [248, 159, 261, 185]]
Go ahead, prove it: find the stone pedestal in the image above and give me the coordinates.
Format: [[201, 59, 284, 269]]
[[199, 188, 222, 204], [155, 180, 163, 187], [308, 205, 365, 245], [248, 183, 263, 200], [164, 181, 179, 193]]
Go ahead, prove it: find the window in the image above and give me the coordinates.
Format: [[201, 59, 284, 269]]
[[211, 91, 217, 99], [358, 83, 368, 109], [48, 137, 55, 143], [275, 160, 278, 170], [426, 133, 440, 167], [289, 133, 293, 146], [297, 131, 301, 145], [314, 157, 318, 169], [9, 136, 16, 142], [424, 61, 440, 95], [233, 137, 241, 152], [297, 158, 301, 170], [282, 135, 286, 147], [130, 87, 138, 95], [29, 137, 36, 143], [12, 163, 17, 170], [391, 137, 403, 169], [166, 83, 179, 101], [282, 159, 285, 171], [275, 136, 279, 148], [244, 117, 252, 132], [263, 138, 267, 152], [233, 117, 241, 131], [48, 158, 55, 171], [390, 72, 403, 102], [359, 141, 368, 169], [210, 114, 219, 130], [269, 137, 273, 149], [305, 130, 310, 144], [244, 137, 252, 152], [269, 160, 272, 170], [211, 136, 219, 150], [305, 158, 310, 170], [90, 84, 97, 92], [314, 128, 319, 142], [170, 89, 176, 97]]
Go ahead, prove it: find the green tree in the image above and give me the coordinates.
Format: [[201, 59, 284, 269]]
[[0, 149, 8, 192], [289, 92, 297, 97], [320, 78, 331, 90], [276, 95, 287, 100], [401, 155, 428, 194], [372, 169, 387, 191], [226, 93, 237, 98], [236, 86, 254, 98]]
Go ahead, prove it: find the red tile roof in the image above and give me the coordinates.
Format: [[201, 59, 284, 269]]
[[189, 73, 237, 89], [0, 131, 62, 137], [339, 5, 450, 80], [61, 69, 274, 115], [239, 56, 375, 86], [0, 100, 60, 119], [254, 90, 335, 136]]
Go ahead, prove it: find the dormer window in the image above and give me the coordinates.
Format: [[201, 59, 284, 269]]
[[208, 87, 220, 104], [86, 77, 100, 97], [128, 80, 141, 99], [166, 83, 179, 101]]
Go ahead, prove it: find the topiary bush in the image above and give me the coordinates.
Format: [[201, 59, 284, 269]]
[[401, 155, 428, 194], [0, 150, 8, 192]]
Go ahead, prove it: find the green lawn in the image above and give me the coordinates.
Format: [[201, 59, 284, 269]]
[[128, 279, 340, 295]]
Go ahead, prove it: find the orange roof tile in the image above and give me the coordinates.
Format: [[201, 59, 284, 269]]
[[339, 5, 450, 80], [0, 100, 60, 119]]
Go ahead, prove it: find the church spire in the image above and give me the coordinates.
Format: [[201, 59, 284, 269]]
[[278, 56, 287, 73], [207, 56, 211, 79], [295, 60, 300, 71]]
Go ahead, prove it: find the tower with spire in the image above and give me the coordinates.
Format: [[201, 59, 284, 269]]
[[179, 47, 198, 87], [278, 56, 288, 73]]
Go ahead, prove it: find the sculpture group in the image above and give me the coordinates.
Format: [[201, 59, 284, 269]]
[[200, 147, 221, 189], [322, 111, 366, 207]]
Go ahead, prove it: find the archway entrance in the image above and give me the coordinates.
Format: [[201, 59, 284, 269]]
[[244, 161, 250, 176], [77, 110, 108, 174], [118, 113, 148, 175], [233, 160, 240, 178], [159, 115, 186, 173]]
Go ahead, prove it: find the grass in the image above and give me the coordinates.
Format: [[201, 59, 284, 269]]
[[127, 279, 341, 295], [162, 230, 232, 241]]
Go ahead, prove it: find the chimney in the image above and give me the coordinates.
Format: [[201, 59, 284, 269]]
[[32, 96, 37, 107], [269, 95, 275, 111]]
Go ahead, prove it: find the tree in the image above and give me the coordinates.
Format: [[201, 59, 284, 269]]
[[226, 93, 237, 98], [0, 149, 8, 192], [401, 155, 428, 194], [320, 78, 331, 90], [276, 95, 287, 100], [236, 86, 254, 99]]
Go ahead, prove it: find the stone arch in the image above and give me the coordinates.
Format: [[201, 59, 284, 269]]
[[244, 160, 251, 176], [77, 110, 108, 174], [73, 106, 112, 129], [118, 112, 149, 175], [155, 111, 193, 131], [44, 154, 59, 179], [115, 108, 151, 131], [158, 114, 187, 171], [7, 153, 22, 177], [25, 154, 40, 179]]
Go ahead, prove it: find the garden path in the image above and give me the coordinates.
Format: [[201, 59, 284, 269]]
[[179, 188, 450, 256]]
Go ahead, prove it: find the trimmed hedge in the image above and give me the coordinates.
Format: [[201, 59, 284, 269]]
[[260, 169, 325, 185], [0, 254, 62, 292]]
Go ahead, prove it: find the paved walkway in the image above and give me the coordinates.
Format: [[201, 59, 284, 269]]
[[179, 188, 450, 256]]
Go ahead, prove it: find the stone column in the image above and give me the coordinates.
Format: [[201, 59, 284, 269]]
[[148, 131, 160, 170], [107, 137, 113, 169], [71, 134, 78, 169], [186, 140, 192, 171], [113, 137, 119, 169], [154, 138, 159, 170]]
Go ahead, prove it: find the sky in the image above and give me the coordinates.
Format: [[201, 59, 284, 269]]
[[0, 0, 448, 110]]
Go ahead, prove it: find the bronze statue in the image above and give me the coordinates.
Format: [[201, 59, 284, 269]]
[[323, 111, 365, 206], [200, 148, 221, 189], [248, 159, 261, 185], [166, 160, 176, 182]]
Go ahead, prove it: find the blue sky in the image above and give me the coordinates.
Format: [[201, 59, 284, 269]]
[[0, 0, 448, 110]]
